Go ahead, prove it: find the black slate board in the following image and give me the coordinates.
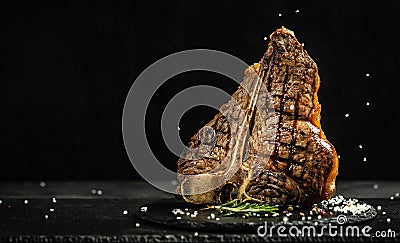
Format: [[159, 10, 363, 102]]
[[136, 198, 378, 233]]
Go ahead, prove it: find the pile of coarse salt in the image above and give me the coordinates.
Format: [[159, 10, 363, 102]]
[[322, 195, 372, 215]]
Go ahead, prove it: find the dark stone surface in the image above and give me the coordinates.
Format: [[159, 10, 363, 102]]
[[136, 198, 377, 232], [0, 181, 399, 242]]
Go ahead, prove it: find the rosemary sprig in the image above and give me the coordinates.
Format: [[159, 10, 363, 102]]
[[206, 199, 280, 217]]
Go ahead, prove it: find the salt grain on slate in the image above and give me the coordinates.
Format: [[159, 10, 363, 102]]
[[123, 210, 128, 215], [136, 223, 140, 227], [264, 37, 268, 41], [396, 193, 399, 197], [359, 145, 363, 149], [45, 215, 49, 219], [91, 189, 97, 195], [52, 198, 57, 203], [345, 113, 350, 118], [24, 200, 28, 204], [194, 232, 199, 237], [365, 73, 370, 77], [283, 216, 289, 223], [50, 208, 55, 212], [363, 157, 367, 162], [387, 218, 391, 223], [0, 200, 2, 204], [278, 13, 282, 17], [373, 184, 379, 189], [295, 9, 300, 13], [97, 190, 103, 195], [39, 181, 46, 187], [366, 102, 370, 106]]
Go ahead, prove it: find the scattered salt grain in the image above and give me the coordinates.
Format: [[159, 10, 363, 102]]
[[359, 145, 363, 149], [45, 215, 49, 219], [301, 43, 305, 47], [141, 207, 148, 212], [39, 181, 46, 188], [390, 196, 394, 200], [317, 215, 322, 219], [91, 189, 97, 195], [207, 216, 211, 219], [307, 216, 312, 220], [123, 210, 128, 215], [377, 206, 382, 210], [216, 218, 220, 221], [96, 190, 103, 195], [194, 232, 199, 237], [52, 198, 57, 203], [302, 217, 305, 220], [136, 223, 140, 227], [365, 73, 370, 77], [171, 180, 178, 186], [387, 218, 391, 223], [345, 113, 350, 118], [177, 127, 180, 131], [396, 193, 399, 197], [278, 13, 282, 17], [210, 213, 215, 219], [382, 212, 386, 215], [264, 37, 268, 41], [24, 200, 28, 204], [338, 155, 341, 159], [176, 216, 182, 220], [0, 200, 2, 204], [363, 157, 367, 162], [295, 9, 300, 13], [373, 184, 379, 189], [283, 216, 289, 223], [366, 102, 370, 106], [50, 208, 55, 212]]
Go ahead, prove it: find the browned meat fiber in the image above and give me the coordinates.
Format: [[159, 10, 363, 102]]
[[177, 27, 339, 206]]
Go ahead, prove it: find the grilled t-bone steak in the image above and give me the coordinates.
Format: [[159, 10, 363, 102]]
[[177, 27, 339, 206]]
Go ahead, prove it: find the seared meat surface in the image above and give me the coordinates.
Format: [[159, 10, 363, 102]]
[[177, 27, 339, 206]]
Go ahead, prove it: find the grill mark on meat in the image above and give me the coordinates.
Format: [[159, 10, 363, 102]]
[[273, 65, 290, 169], [286, 93, 300, 173]]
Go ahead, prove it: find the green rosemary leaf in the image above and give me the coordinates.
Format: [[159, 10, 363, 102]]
[[207, 199, 279, 217]]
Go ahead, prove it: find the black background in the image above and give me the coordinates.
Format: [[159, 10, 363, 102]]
[[1, 0, 399, 181]]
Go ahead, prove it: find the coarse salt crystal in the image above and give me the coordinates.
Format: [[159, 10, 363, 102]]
[[136, 222, 140, 227], [123, 210, 128, 215]]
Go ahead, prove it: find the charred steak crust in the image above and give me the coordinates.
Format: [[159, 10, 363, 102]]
[[177, 27, 339, 206]]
